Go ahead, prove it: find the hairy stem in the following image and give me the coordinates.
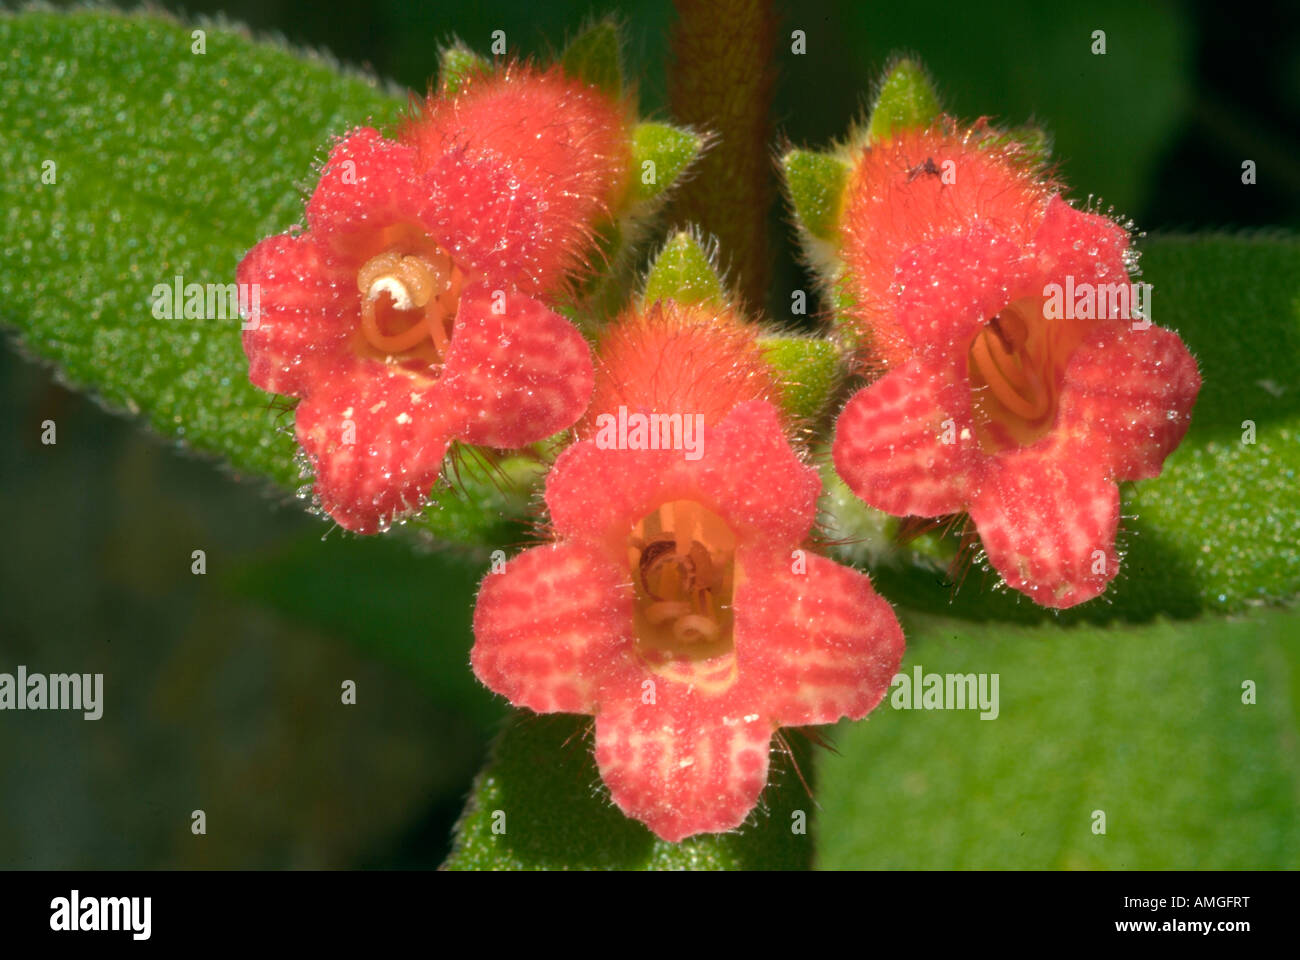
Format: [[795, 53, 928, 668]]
[[667, 0, 778, 307]]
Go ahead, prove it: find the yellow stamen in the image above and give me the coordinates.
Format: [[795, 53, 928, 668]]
[[968, 296, 1086, 450], [645, 600, 692, 625], [673, 614, 720, 644], [628, 500, 737, 672], [354, 248, 459, 360]]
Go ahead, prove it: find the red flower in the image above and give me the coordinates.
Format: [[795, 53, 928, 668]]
[[831, 125, 1201, 608], [472, 303, 905, 841], [237, 66, 633, 532]]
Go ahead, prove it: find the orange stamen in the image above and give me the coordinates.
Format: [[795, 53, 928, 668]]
[[629, 500, 736, 669], [969, 297, 1076, 450]]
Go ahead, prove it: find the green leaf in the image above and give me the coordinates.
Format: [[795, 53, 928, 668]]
[[444, 712, 815, 870], [629, 121, 703, 206], [0, 8, 528, 549], [1, 8, 402, 489], [0, 6, 395, 481], [439, 43, 490, 95], [1124, 233, 1300, 611], [561, 17, 622, 96], [759, 336, 842, 422], [781, 148, 850, 243], [816, 606, 1300, 868], [866, 57, 942, 144], [641, 230, 724, 307]]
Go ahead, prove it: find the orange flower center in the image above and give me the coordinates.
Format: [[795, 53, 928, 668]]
[[967, 297, 1089, 451], [355, 246, 463, 365], [628, 500, 738, 689]]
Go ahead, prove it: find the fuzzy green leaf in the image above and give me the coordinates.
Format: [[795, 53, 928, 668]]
[[816, 606, 1300, 868], [1121, 233, 1300, 611]]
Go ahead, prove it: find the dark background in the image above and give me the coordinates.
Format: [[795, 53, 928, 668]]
[[2, 0, 1297, 867]]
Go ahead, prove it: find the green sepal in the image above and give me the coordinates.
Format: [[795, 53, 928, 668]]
[[641, 231, 725, 308], [782, 148, 850, 242], [866, 57, 942, 144], [561, 17, 622, 96], [983, 123, 1052, 167], [629, 122, 703, 206], [439, 43, 490, 95], [759, 336, 842, 422]]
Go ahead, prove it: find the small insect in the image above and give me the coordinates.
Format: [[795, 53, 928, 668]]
[[906, 156, 942, 182]]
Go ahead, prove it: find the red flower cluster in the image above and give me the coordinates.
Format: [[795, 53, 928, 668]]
[[472, 303, 904, 841], [237, 66, 632, 532], [234, 51, 1205, 844], [830, 124, 1201, 607]]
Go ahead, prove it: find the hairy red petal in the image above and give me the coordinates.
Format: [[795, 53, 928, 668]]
[[969, 444, 1120, 608], [472, 543, 636, 715], [441, 282, 594, 448], [293, 359, 457, 533], [416, 149, 565, 293], [1032, 195, 1131, 286], [694, 400, 821, 543], [236, 233, 351, 396], [894, 225, 1037, 356], [833, 361, 979, 517], [407, 64, 630, 217], [544, 441, 669, 550], [1057, 322, 1201, 481], [304, 128, 425, 258], [405, 65, 632, 294], [546, 400, 818, 548], [736, 548, 905, 727], [593, 681, 773, 843]]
